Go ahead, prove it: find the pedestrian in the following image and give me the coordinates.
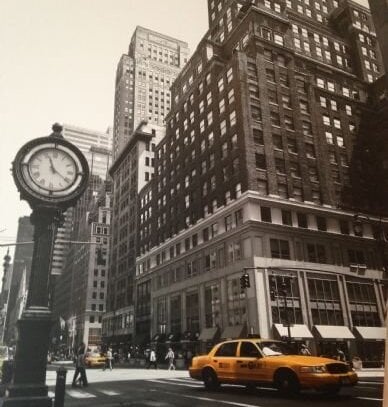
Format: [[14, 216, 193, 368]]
[[165, 347, 175, 370], [72, 343, 88, 387], [148, 349, 157, 369], [103, 348, 113, 371], [336, 348, 346, 362], [300, 344, 311, 356]]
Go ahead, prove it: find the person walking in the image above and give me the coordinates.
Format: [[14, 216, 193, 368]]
[[148, 349, 157, 369], [165, 347, 175, 370], [300, 344, 311, 356], [103, 348, 113, 371], [72, 343, 88, 387]]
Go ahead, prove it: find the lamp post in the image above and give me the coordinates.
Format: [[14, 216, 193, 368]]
[[4, 124, 89, 407]]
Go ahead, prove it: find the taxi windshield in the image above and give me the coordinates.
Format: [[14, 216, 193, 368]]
[[257, 341, 292, 356]]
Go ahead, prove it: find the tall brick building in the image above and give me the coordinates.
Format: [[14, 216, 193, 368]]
[[104, 27, 189, 346], [136, 0, 387, 363]]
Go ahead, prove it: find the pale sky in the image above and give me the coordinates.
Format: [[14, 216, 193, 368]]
[[0, 0, 208, 262], [0, 0, 370, 264]]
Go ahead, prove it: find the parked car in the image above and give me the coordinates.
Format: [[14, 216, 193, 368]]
[[189, 338, 357, 395], [85, 351, 106, 368]]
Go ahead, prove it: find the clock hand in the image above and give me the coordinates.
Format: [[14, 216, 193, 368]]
[[48, 157, 57, 174], [55, 169, 69, 182]]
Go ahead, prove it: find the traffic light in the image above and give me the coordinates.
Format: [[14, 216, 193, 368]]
[[240, 272, 250, 290], [270, 290, 276, 301]]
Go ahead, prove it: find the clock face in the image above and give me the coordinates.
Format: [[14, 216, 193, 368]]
[[13, 137, 89, 206], [28, 148, 77, 192]]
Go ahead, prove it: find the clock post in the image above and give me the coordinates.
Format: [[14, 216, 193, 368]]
[[4, 124, 89, 407]]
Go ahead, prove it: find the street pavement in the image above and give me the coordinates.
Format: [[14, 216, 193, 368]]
[[45, 365, 384, 407], [0, 365, 384, 406]]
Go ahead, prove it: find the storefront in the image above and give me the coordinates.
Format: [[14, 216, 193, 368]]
[[198, 327, 220, 354], [313, 325, 355, 359], [273, 323, 313, 353], [353, 326, 385, 367]]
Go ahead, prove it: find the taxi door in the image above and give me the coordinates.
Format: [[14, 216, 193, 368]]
[[212, 341, 239, 382], [236, 341, 265, 383]]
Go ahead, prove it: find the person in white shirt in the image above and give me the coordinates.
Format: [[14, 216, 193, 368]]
[[165, 348, 175, 370]]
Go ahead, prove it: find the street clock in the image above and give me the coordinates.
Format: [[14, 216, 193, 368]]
[[12, 123, 89, 209]]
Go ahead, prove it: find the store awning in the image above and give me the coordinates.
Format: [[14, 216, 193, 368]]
[[354, 326, 386, 341], [313, 325, 355, 340], [221, 325, 245, 340], [199, 327, 219, 342], [274, 324, 314, 340]]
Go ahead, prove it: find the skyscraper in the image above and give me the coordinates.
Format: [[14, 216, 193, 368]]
[[136, 0, 387, 362], [103, 27, 189, 346], [112, 26, 189, 161]]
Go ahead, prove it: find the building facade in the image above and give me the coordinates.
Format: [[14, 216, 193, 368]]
[[52, 178, 112, 351], [135, 0, 387, 366], [50, 124, 112, 276], [112, 26, 189, 161], [51, 124, 112, 350], [103, 122, 164, 347], [104, 26, 189, 348]]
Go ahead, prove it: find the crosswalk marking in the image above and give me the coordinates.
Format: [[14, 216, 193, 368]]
[[167, 378, 199, 383], [148, 379, 202, 388], [98, 389, 121, 395], [66, 389, 96, 398]]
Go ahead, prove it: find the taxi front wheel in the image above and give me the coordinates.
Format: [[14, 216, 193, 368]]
[[274, 370, 300, 396], [202, 368, 219, 391]]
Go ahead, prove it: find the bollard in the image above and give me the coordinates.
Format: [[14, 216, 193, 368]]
[[54, 366, 67, 407]]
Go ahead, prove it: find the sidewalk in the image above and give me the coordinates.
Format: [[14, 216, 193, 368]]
[[355, 368, 385, 378]]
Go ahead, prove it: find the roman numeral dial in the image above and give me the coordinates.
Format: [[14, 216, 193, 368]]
[[28, 148, 77, 192]]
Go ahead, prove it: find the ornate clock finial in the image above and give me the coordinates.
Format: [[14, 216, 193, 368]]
[[51, 123, 63, 138]]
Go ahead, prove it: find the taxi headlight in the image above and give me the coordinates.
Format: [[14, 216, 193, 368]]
[[300, 365, 327, 374]]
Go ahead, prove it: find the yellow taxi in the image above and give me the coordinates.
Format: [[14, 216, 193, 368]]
[[189, 339, 358, 395], [85, 351, 106, 368]]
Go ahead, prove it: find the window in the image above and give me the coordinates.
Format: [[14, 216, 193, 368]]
[[290, 162, 300, 178], [325, 132, 333, 144], [282, 94, 291, 109], [273, 134, 283, 149], [282, 210, 292, 226], [316, 216, 327, 231], [288, 138, 297, 154], [307, 243, 327, 263], [240, 341, 260, 357], [215, 342, 238, 357], [266, 69, 275, 82], [275, 158, 286, 174], [270, 239, 291, 259], [261, 206, 272, 223], [340, 220, 350, 234], [271, 112, 280, 126], [297, 213, 308, 228], [274, 33, 284, 46], [255, 153, 266, 170], [284, 116, 294, 130]]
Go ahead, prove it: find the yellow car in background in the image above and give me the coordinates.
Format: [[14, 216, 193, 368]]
[[85, 351, 106, 368], [189, 339, 357, 395]]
